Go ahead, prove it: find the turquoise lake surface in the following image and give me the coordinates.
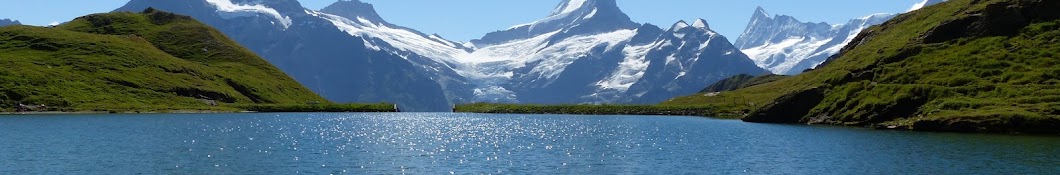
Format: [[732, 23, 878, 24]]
[[1, 113, 1057, 174]]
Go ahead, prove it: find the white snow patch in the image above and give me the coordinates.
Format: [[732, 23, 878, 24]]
[[205, 0, 292, 29], [362, 38, 381, 51], [311, 10, 468, 64], [582, 8, 598, 20], [522, 30, 636, 81], [462, 29, 636, 92], [673, 32, 686, 38], [462, 30, 560, 64], [553, 0, 588, 15], [665, 54, 679, 65], [672, 21, 689, 31], [428, 34, 459, 48], [698, 35, 716, 50], [691, 19, 709, 29], [741, 36, 834, 74], [596, 43, 655, 90]]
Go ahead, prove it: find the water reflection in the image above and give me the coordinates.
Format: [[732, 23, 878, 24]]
[[0, 113, 1056, 174]]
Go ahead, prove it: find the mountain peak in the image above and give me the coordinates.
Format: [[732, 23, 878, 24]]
[[321, 0, 385, 23], [669, 19, 710, 31], [0, 19, 19, 26], [753, 6, 770, 19], [671, 20, 689, 30], [692, 18, 710, 29], [549, 0, 618, 16], [472, 0, 636, 47]]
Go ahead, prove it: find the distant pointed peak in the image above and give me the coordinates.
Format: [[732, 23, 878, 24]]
[[551, 0, 590, 16], [671, 20, 689, 30], [0, 19, 18, 26], [692, 18, 710, 29], [754, 6, 770, 17], [548, 0, 620, 17]]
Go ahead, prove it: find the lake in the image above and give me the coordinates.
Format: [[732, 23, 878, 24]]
[[0, 113, 1056, 174]]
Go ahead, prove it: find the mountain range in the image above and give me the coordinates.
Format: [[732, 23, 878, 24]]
[[462, 0, 766, 104], [0, 19, 20, 26], [733, 0, 948, 75], [105, 0, 942, 111], [734, 8, 894, 75]]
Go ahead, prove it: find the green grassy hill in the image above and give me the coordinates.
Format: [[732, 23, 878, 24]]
[[0, 9, 331, 112], [699, 74, 787, 93], [666, 0, 1060, 133]]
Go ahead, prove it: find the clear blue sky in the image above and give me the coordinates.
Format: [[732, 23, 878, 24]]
[[0, 0, 922, 41]]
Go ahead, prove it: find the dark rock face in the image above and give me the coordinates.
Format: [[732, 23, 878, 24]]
[[742, 87, 826, 123], [912, 115, 1060, 134]]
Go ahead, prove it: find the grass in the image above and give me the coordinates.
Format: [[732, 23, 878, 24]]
[[665, 0, 1060, 133], [0, 9, 388, 113], [700, 74, 788, 93]]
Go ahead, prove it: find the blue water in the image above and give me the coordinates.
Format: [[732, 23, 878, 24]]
[[0, 113, 1056, 174]]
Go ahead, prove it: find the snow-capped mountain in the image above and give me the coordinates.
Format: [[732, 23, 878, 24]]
[[318, 0, 472, 64], [316, 0, 477, 107], [0, 19, 19, 26], [463, 0, 766, 104], [470, 0, 638, 48], [601, 19, 766, 103], [737, 0, 949, 75], [110, 0, 930, 108], [734, 7, 894, 75], [115, 0, 461, 111]]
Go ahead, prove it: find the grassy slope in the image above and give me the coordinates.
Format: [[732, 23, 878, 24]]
[[700, 74, 788, 93], [666, 0, 1060, 133], [0, 10, 367, 112]]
